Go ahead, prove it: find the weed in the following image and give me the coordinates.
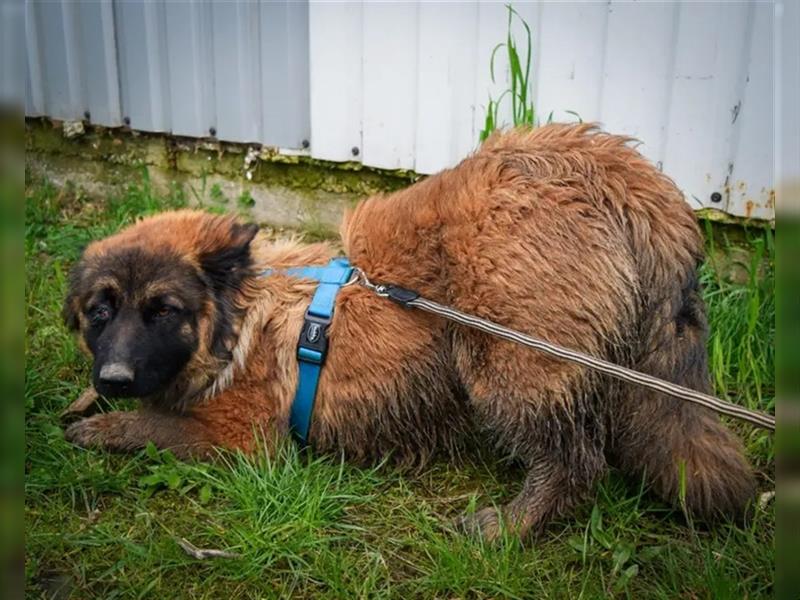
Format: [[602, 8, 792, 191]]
[[478, 4, 582, 142], [209, 183, 226, 205], [237, 190, 255, 211], [480, 5, 536, 142]]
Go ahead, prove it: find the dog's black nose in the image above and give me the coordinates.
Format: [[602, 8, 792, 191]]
[[98, 362, 135, 385]]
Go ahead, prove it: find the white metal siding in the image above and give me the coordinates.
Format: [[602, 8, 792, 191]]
[[23, 0, 781, 220], [307, 2, 363, 163], [309, 1, 778, 220], [25, 0, 310, 147]]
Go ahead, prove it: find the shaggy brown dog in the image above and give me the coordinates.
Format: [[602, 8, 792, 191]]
[[64, 124, 755, 538]]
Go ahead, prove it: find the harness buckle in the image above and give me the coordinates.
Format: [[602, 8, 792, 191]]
[[297, 312, 331, 365]]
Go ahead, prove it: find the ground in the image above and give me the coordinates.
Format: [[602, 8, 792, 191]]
[[25, 174, 774, 599]]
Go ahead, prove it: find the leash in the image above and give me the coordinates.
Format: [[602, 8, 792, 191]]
[[351, 269, 776, 432], [268, 260, 774, 445]]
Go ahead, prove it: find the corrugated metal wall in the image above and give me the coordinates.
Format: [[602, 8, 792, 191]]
[[25, 0, 309, 148], [309, 1, 776, 220], [25, 0, 778, 220]]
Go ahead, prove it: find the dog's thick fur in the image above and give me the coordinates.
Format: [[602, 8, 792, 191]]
[[64, 124, 755, 538]]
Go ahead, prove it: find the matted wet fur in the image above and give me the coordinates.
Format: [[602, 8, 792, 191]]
[[64, 124, 755, 539]]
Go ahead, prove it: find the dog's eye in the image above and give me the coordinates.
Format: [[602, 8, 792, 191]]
[[89, 304, 111, 325], [154, 305, 177, 319]]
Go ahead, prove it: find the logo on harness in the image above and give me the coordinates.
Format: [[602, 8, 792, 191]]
[[306, 323, 322, 344]]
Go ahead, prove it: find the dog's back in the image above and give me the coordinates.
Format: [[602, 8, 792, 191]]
[[344, 124, 754, 534]]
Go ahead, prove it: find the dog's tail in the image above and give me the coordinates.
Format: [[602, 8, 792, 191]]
[[611, 266, 756, 520]]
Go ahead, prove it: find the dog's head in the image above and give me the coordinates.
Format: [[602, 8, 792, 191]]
[[63, 210, 259, 399]]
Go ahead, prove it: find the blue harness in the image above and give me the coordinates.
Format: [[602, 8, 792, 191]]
[[266, 257, 354, 446]]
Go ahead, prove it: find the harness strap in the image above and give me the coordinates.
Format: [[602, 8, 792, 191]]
[[265, 258, 353, 445]]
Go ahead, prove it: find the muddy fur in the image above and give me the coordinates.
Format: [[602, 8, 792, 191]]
[[64, 124, 755, 539]]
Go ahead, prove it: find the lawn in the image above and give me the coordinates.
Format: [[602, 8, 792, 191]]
[[25, 174, 775, 599]]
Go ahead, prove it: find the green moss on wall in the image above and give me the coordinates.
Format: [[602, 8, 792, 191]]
[[25, 118, 419, 198]]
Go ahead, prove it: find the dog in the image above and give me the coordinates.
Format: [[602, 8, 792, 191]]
[[63, 124, 755, 539]]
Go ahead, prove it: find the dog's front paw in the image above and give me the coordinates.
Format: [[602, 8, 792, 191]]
[[64, 413, 129, 450]]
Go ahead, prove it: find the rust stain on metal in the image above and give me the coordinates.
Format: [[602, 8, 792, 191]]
[[728, 180, 775, 219]]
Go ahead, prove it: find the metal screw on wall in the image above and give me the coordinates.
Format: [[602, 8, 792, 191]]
[[351, 146, 360, 157], [123, 116, 131, 126], [83, 111, 91, 121], [302, 139, 310, 149], [209, 127, 217, 137], [710, 192, 722, 203]]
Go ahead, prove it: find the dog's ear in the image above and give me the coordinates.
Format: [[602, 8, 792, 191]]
[[199, 221, 259, 291], [63, 260, 86, 331]]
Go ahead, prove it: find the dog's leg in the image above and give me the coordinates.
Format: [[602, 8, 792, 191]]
[[456, 390, 606, 541], [610, 284, 755, 521], [453, 328, 607, 541], [459, 449, 595, 541], [64, 410, 216, 459]]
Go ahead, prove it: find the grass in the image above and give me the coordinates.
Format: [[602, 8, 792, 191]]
[[479, 4, 582, 142], [480, 5, 538, 142], [25, 176, 774, 598], [701, 220, 776, 471]]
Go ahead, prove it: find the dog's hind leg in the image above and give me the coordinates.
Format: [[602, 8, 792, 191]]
[[609, 281, 756, 521], [459, 447, 599, 541], [454, 331, 607, 540]]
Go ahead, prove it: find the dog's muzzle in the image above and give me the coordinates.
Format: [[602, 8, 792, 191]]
[[99, 362, 135, 385]]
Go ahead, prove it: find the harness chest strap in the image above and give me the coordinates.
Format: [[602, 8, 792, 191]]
[[273, 258, 354, 445]]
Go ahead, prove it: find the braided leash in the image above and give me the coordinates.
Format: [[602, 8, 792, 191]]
[[353, 269, 775, 432]]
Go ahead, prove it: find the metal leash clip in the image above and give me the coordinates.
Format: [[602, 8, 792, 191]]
[[348, 268, 386, 297], [351, 268, 419, 306]]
